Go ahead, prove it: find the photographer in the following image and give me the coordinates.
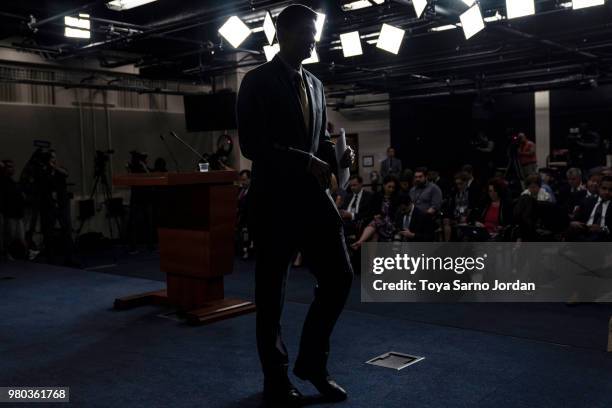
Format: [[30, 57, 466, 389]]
[[0, 159, 5, 260], [0, 159, 29, 260], [38, 151, 75, 265], [568, 123, 605, 172], [472, 131, 495, 180], [517, 132, 537, 179]]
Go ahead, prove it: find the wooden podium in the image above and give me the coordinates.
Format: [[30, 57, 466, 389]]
[[112, 171, 255, 325]]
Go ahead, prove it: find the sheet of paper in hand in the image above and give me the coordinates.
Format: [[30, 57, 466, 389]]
[[335, 128, 350, 190]]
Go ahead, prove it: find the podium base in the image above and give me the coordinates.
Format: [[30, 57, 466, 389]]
[[113, 290, 255, 325]]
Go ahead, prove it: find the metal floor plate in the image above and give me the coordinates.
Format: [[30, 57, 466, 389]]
[[366, 351, 425, 371]]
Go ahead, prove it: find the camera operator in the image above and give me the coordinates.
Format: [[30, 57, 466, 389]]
[[471, 131, 495, 180], [126, 150, 155, 253], [568, 123, 605, 172], [517, 132, 537, 179], [0, 159, 30, 260], [38, 150, 76, 266], [0, 159, 5, 260]]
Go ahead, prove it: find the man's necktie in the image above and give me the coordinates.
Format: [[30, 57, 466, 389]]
[[350, 194, 358, 212], [592, 201, 603, 226], [294, 72, 310, 135]]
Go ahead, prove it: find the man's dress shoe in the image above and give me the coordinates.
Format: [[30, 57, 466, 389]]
[[263, 378, 303, 406], [293, 367, 347, 402]]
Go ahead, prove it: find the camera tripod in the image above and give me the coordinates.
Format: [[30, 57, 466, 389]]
[[76, 153, 122, 240]]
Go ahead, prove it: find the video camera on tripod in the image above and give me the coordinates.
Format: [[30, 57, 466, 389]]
[[94, 149, 114, 177]]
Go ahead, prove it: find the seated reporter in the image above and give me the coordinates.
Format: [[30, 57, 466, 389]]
[[393, 197, 435, 242], [468, 178, 513, 240], [521, 174, 553, 203], [351, 176, 399, 248], [567, 176, 612, 242], [339, 175, 374, 237]]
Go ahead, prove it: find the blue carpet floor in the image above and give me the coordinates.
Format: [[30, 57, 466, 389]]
[[80, 249, 612, 350], [1, 258, 611, 407]]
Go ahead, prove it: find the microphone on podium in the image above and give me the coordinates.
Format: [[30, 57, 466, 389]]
[[159, 133, 181, 172], [168, 131, 209, 172]]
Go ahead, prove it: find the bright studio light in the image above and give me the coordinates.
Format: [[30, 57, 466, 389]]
[[64, 15, 91, 39], [340, 31, 363, 57], [315, 13, 326, 42], [263, 12, 275, 45], [412, 0, 428, 18], [505, 0, 535, 19], [431, 24, 459, 32], [218, 16, 252, 48], [342, 0, 374, 10], [460, 4, 485, 39], [376, 23, 405, 54], [65, 27, 91, 39], [572, 0, 605, 9], [462, 0, 476, 6], [263, 43, 280, 62], [106, 0, 157, 11]]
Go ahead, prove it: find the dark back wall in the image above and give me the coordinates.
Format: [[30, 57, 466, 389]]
[[390, 93, 535, 178], [550, 84, 612, 150]]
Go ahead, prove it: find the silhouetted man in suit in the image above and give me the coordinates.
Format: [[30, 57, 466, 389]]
[[237, 4, 354, 406]]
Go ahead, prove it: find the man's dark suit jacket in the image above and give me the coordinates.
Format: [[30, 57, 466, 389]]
[[339, 190, 374, 224], [574, 196, 612, 232], [237, 55, 336, 191], [393, 206, 435, 242]]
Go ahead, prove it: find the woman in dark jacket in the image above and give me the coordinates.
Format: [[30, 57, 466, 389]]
[[470, 178, 513, 239]]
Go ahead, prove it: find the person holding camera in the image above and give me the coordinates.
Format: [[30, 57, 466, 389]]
[[517, 132, 537, 179], [38, 151, 75, 265]]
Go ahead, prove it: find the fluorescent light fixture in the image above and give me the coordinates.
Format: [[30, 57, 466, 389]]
[[342, 0, 373, 10], [505, 0, 535, 19], [263, 11, 275, 45], [413, 0, 428, 18], [462, 0, 476, 5], [376, 23, 405, 54], [315, 13, 326, 42], [431, 24, 459, 32], [251, 27, 264, 33], [572, 0, 605, 9], [64, 14, 90, 39], [361, 32, 380, 38], [340, 31, 363, 57], [263, 43, 280, 62], [559, 2, 573, 7], [366, 39, 378, 44], [484, 11, 504, 22], [65, 27, 91, 39], [64, 16, 90, 30], [218, 16, 252, 48], [107, 0, 157, 11], [373, 0, 385, 3], [460, 4, 485, 40], [303, 48, 319, 64]]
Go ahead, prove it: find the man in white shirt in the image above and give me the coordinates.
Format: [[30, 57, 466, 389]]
[[569, 176, 612, 241], [339, 175, 373, 228]]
